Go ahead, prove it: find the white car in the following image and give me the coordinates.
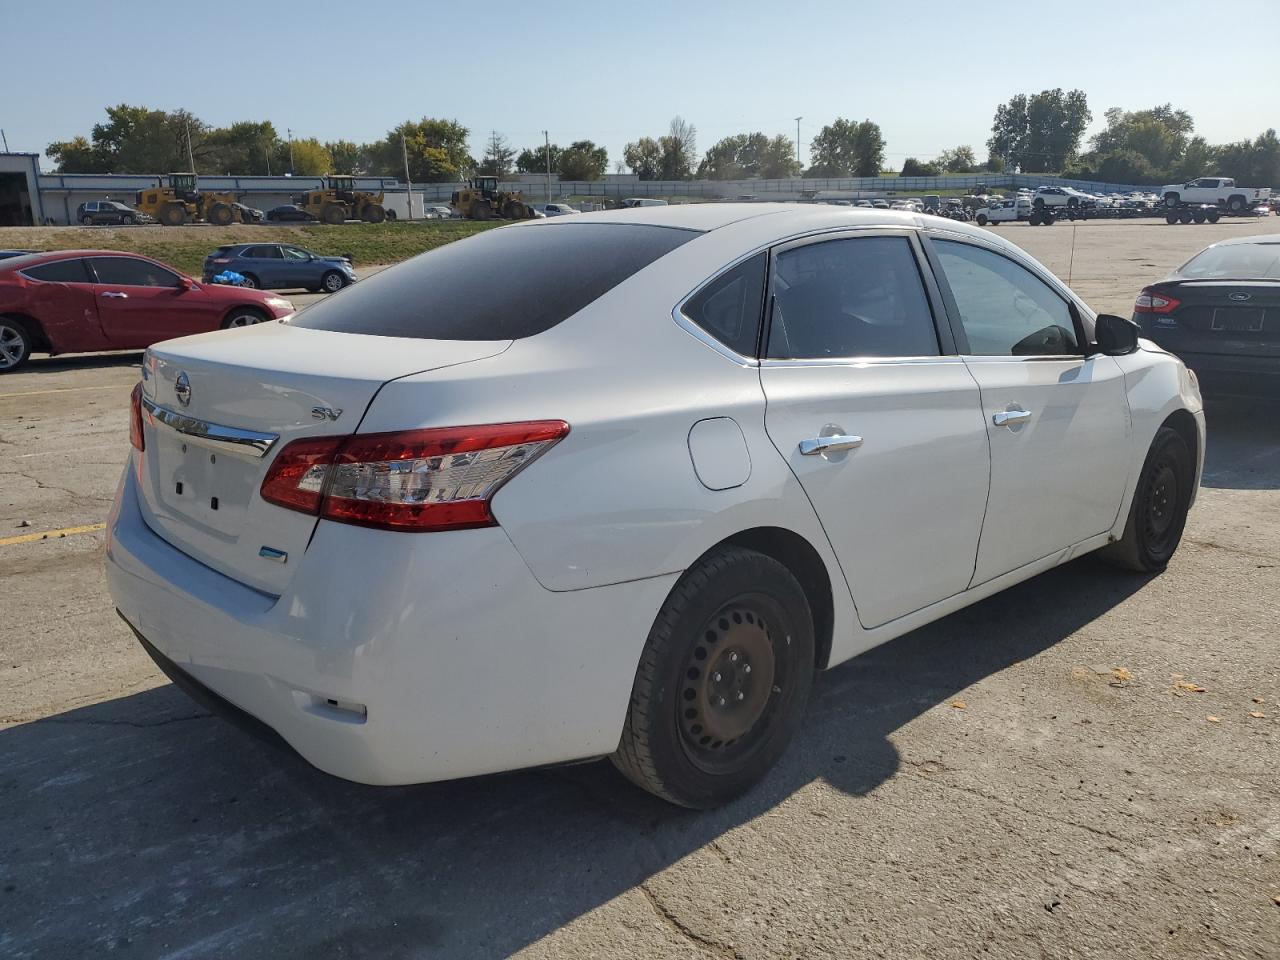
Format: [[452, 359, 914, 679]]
[[1033, 186, 1090, 209], [107, 204, 1205, 809], [540, 202, 578, 217], [976, 198, 1032, 225], [1161, 177, 1271, 213]]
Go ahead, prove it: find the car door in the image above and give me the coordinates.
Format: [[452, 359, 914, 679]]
[[279, 245, 315, 288], [925, 235, 1130, 586], [18, 257, 106, 352], [236, 245, 278, 287], [759, 230, 991, 629], [89, 256, 214, 347]]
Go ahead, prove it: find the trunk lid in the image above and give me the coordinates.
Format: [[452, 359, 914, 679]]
[[138, 322, 510, 595], [1147, 280, 1280, 358]]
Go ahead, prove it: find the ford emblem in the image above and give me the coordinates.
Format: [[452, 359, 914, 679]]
[[1228, 292, 1252, 302], [174, 371, 192, 407]]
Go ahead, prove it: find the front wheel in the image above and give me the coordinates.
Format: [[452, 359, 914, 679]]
[[122, 215, 136, 225], [1099, 426, 1194, 572], [221, 308, 269, 329], [321, 270, 346, 293], [0, 318, 34, 372], [976, 214, 988, 226], [611, 545, 815, 809], [81, 215, 94, 226]]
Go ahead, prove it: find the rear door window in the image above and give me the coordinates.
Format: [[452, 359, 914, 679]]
[[767, 236, 940, 359], [681, 253, 766, 357], [22, 258, 92, 283], [290, 223, 696, 340]]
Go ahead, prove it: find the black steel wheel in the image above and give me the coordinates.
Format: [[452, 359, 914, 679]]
[[1100, 426, 1194, 572], [612, 546, 815, 808]]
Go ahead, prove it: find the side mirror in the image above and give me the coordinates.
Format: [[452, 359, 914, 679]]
[[1095, 313, 1140, 356], [178, 276, 195, 292]]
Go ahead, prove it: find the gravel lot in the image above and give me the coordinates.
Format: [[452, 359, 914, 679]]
[[1, 217, 1278, 960]]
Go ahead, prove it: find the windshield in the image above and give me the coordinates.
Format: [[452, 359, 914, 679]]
[[1177, 242, 1280, 280]]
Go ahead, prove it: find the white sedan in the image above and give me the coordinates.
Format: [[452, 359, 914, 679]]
[[107, 204, 1205, 808]]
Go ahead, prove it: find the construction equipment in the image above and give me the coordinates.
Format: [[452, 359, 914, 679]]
[[134, 173, 243, 227], [450, 176, 536, 221], [293, 176, 387, 225]]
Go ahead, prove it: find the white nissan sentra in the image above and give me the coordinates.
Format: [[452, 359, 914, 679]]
[[107, 204, 1204, 808]]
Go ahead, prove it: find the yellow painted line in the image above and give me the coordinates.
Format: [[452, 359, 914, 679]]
[[0, 384, 128, 400], [0, 522, 106, 547]]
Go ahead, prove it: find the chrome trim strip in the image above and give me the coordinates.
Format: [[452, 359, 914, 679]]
[[141, 396, 279, 458], [760, 355, 964, 368]]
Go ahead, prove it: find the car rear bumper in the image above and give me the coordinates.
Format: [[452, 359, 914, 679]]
[[1168, 350, 1280, 396], [106, 459, 677, 785]]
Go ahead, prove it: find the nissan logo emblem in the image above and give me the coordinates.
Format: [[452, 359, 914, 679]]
[[174, 371, 192, 407], [1228, 292, 1252, 302]]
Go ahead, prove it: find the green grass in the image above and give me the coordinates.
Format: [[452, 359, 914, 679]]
[[1, 220, 501, 277]]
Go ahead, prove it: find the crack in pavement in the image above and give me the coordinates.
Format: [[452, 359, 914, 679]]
[[1185, 538, 1280, 564], [639, 882, 744, 960]]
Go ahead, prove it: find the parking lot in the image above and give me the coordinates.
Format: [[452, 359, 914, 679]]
[[2, 217, 1278, 959]]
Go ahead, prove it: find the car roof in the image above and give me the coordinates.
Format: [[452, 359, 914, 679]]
[[524, 201, 996, 244], [0, 249, 174, 274], [1211, 233, 1280, 247]]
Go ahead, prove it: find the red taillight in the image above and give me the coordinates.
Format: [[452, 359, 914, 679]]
[[1134, 286, 1181, 314], [259, 421, 569, 532], [129, 383, 145, 452]]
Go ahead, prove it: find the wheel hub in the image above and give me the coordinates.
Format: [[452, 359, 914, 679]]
[[1146, 463, 1178, 538], [680, 605, 776, 753]]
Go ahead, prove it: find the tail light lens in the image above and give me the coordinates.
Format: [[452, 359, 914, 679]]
[[129, 383, 145, 452], [1134, 287, 1181, 314], [260, 421, 569, 532]]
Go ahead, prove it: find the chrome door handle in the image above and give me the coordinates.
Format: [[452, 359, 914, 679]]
[[799, 435, 863, 456], [992, 408, 1031, 427], [100, 291, 128, 299]]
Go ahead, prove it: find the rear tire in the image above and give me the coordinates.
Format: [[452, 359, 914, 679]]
[[0, 317, 34, 372], [1166, 213, 1179, 225], [81, 215, 93, 226], [363, 203, 386, 223], [611, 546, 815, 809], [220, 308, 269, 329], [239, 273, 259, 289], [1178, 211, 1194, 224], [1207, 210, 1221, 223], [471, 201, 492, 221], [122, 215, 136, 225], [1193, 210, 1207, 224], [1099, 427, 1194, 573], [321, 204, 345, 225], [1227, 195, 1246, 213]]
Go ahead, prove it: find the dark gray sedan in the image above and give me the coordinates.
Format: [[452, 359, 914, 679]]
[[1133, 234, 1280, 396], [203, 243, 356, 292]]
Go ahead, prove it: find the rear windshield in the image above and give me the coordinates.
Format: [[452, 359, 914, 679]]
[[289, 222, 696, 340], [1178, 242, 1280, 280]]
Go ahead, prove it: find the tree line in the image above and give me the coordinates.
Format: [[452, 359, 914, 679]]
[[44, 101, 1280, 187]]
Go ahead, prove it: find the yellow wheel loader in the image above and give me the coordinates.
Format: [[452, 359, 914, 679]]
[[451, 176, 537, 220], [293, 176, 387, 225], [134, 173, 242, 226]]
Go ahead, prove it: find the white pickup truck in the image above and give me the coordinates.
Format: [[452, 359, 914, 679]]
[[976, 197, 1033, 225], [1161, 177, 1271, 213]]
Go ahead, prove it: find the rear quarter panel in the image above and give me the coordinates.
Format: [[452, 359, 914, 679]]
[[2, 277, 106, 353]]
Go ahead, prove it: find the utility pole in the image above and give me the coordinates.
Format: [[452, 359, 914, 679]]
[[185, 119, 197, 179], [794, 116, 803, 172], [544, 130, 551, 203], [264, 136, 271, 176], [0, 129, 9, 153], [402, 134, 414, 221], [287, 128, 295, 174]]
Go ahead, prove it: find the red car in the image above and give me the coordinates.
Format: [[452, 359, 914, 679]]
[[0, 250, 295, 372]]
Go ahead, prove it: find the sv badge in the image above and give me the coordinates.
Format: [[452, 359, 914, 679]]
[[311, 406, 343, 422]]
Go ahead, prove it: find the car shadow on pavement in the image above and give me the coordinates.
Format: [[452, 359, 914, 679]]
[[12, 351, 143, 375], [1199, 395, 1280, 490], [1, 557, 1151, 959]]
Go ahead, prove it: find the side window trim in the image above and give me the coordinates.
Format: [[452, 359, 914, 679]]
[[760, 227, 955, 363], [920, 231, 1088, 358]]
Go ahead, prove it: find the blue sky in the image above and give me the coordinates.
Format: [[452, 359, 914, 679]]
[[4, 0, 1276, 170]]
